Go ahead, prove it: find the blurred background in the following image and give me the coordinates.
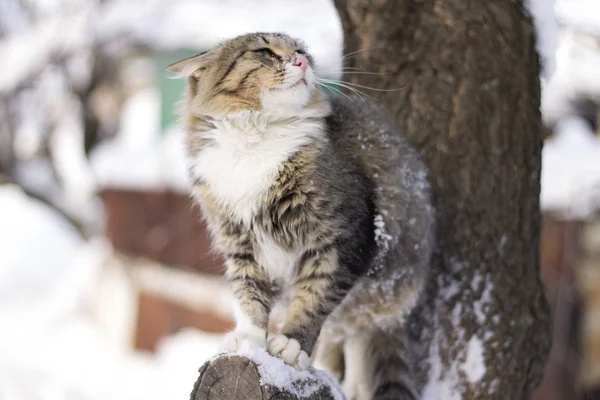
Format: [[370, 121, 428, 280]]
[[0, 0, 598, 399]]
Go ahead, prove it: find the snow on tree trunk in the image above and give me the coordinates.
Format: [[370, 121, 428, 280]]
[[332, 0, 551, 398]]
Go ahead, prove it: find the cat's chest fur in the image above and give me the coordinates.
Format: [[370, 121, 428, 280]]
[[189, 115, 323, 280], [190, 116, 323, 224]]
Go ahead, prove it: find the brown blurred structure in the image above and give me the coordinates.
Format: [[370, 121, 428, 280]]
[[136, 291, 234, 352], [534, 214, 582, 400], [100, 188, 232, 353], [101, 189, 224, 275], [534, 213, 600, 400]]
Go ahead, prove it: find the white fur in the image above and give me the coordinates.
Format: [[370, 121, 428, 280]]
[[268, 334, 310, 370], [221, 298, 268, 352], [190, 109, 326, 282], [254, 228, 300, 282], [261, 66, 316, 117], [342, 335, 372, 400], [232, 299, 267, 339], [221, 331, 266, 353], [190, 113, 324, 226]]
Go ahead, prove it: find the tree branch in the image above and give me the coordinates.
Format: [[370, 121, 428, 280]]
[[17, 185, 89, 238], [190, 354, 344, 400]]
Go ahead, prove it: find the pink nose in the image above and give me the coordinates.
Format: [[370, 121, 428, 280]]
[[294, 54, 309, 73]]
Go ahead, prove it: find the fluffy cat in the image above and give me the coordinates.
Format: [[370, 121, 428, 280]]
[[168, 32, 435, 400]]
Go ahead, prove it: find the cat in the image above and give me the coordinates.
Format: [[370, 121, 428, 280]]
[[167, 32, 435, 400]]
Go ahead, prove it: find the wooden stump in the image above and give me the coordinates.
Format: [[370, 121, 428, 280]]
[[190, 355, 344, 400]]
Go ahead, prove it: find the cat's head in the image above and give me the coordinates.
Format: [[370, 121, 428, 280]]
[[167, 32, 328, 119]]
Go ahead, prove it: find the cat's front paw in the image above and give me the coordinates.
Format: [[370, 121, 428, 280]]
[[267, 334, 310, 370], [220, 330, 267, 353]]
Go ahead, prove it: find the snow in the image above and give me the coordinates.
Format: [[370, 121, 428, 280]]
[[541, 27, 600, 126], [0, 320, 222, 400], [97, 0, 343, 77], [421, 338, 462, 400], [0, 185, 82, 304], [373, 213, 392, 252], [0, 186, 224, 400], [533, 0, 600, 217], [422, 264, 494, 399], [472, 274, 494, 325], [527, 0, 558, 77], [236, 341, 345, 400], [555, 0, 600, 36], [540, 116, 600, 218], [461, 337, 486, 383], [0, 4, 92, 95], [90, 89, 191, 192]]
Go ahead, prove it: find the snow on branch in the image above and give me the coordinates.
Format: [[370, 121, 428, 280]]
[[190, 343, 344, 400]]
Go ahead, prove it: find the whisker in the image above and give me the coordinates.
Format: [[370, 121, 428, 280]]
[[340, 46, 385, 60], [316, 82, 353, 102], [258, 75, 285, 95], [244, 75, 265, 99], [318, 67, 379, 73], [259, 63, 276, 72], [316, 79, 373, 101], [321, 81, 372, 102], [317, 79, 370, 101], [317, 78, 405, 92], [317, 71, 388, 76]]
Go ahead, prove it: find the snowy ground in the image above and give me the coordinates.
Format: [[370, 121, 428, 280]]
[[0, 185, 224, 400]]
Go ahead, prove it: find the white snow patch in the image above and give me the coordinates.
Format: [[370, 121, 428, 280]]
[[498, 235, 508, 255], [423, 332, 488, 400], [0, 5, 92, 94], [540, 117, 600, 218], [527, 0, 558, 77], [374, 213, 393, 251], [424, 265, 494, 399], [555, 0, 600, 36], [473, 274, 494, 325], [0, 185, 83, 304], [442, 280, 461, 301], [541, 23, 600, 126], [422, 338, 462, 400], [471, 273, 483, 292], [235, 341, 344, 400], [90, 89, 191, 192], [461, 336, 486, 383]]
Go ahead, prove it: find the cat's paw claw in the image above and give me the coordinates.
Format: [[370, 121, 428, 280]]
[[220, 331, 266, 353], [267, 334, 310, 370]]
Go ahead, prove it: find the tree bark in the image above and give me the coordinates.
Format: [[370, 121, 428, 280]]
[[332, 0, 551, 399], [189, 355, 344, 400]]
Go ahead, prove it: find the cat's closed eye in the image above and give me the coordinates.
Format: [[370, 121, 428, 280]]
[[253, 48, 279, 60]]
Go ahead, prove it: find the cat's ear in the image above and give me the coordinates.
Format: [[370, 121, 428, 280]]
[[166, 51, 211, 79]]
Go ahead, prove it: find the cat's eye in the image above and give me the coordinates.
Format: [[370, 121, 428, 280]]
[[296, 49, 306, 55], [253, 48, 278, 60]]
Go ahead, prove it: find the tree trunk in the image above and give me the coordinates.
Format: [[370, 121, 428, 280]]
[[332, 0, 551, 399], [189, 355, 344, 400]]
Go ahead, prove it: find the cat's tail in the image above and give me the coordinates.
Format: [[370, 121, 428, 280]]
[[341, 325, 418, 400]]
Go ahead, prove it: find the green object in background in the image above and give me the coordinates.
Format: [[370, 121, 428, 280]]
[[155, 49, 204, 132]]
